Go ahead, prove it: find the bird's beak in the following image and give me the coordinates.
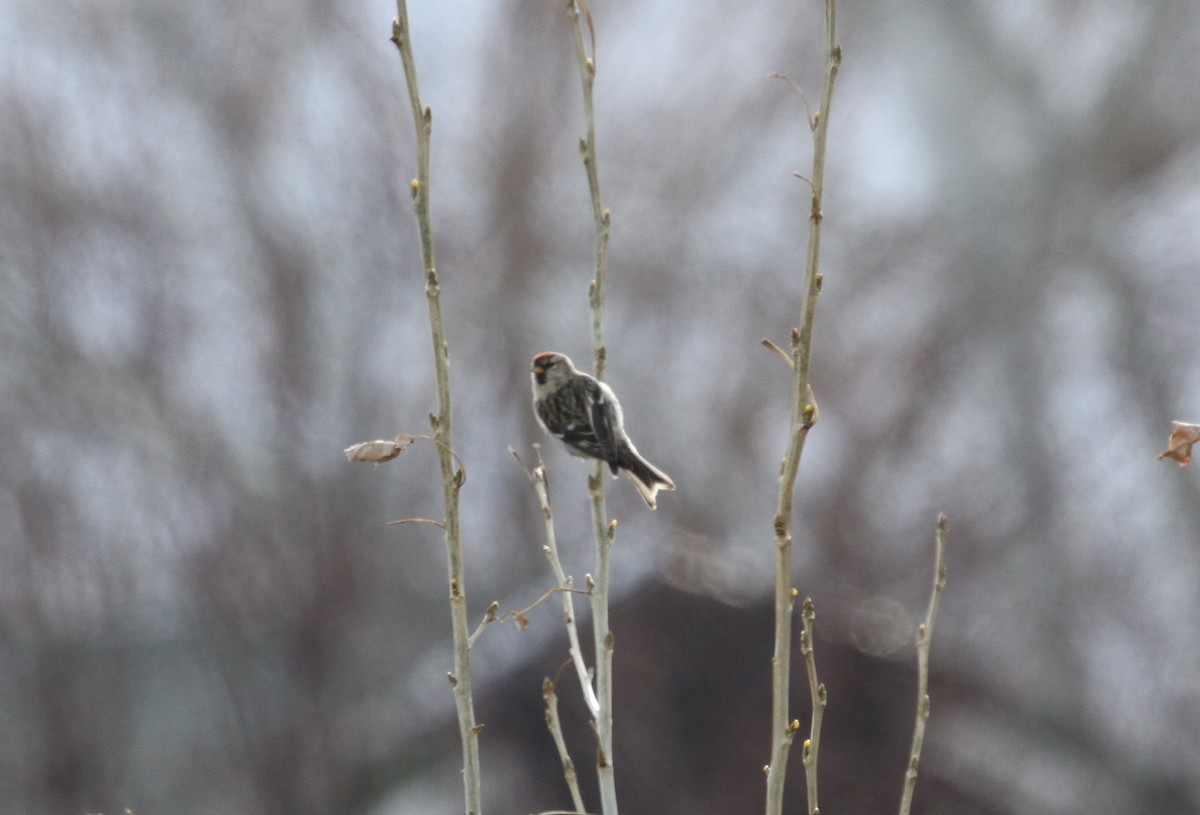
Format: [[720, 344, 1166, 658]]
[[533, 365, 546, 375]]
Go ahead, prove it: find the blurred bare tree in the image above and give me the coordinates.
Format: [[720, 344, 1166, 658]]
[[2, 0, 1199, 813]]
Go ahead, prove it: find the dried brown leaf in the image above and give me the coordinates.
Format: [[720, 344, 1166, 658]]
[[344, 434, 416, 463], [1156, 421, 1200, 467]]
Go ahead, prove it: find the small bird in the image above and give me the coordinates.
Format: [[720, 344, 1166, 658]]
[[530, 351, 675, 509]]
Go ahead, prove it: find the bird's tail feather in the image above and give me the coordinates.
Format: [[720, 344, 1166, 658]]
[[620, 450, 675, 510]]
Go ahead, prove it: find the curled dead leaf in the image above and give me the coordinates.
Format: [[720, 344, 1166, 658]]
[[344, 434, 416, 463], [1156, 421, 1200, 467]]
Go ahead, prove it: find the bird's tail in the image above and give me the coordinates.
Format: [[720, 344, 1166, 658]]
[[618, 446, 675, 510]]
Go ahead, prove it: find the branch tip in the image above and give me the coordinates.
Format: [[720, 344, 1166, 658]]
[[387, 517, 445, 530], [762, 337, 795, 368]]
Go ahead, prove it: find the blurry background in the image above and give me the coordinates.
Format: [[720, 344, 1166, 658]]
[[3, 0, 1200, 813]]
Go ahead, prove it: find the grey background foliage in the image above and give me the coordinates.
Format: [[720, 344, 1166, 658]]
[[3, 0, 1200, 813]]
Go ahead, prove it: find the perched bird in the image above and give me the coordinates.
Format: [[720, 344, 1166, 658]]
[[530, 351, 675, 509]]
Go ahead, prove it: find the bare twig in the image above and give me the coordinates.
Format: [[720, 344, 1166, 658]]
[[576, 0, 596, 69], [898, 514, 949, 815], [799, 598, 826, 815], [762, 338, 795, 368], [467, 586, 592, 647], [769, 71, 816, 130], [566, 1, 618, 813], [543, 679, 589, 815], [567, 0, 611, 380], [513, 446, 602, 716], [764, 3, 840, 815], [387, 517, 446, 530], [390, 5, 481, 814]]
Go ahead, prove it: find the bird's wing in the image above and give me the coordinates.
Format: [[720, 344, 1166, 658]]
[[587, 381, 619, 462], [544, 381, 602, 454]]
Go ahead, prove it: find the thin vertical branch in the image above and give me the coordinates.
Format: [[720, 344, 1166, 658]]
[[515, 444, 604, 813], [584, 514, 616, 815], [567, 0, 611, 381], [898, 514, 949, 815], [544, 678, 589, 815], [391, 5, 481, 815], [566, 2, 618, 814], [798, 598, 826, 815], [765, 3, 840, 815], [514, 447, 601, 717]]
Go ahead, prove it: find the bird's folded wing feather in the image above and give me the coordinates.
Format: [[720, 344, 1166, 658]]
[[587, 387, 618, 461]]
